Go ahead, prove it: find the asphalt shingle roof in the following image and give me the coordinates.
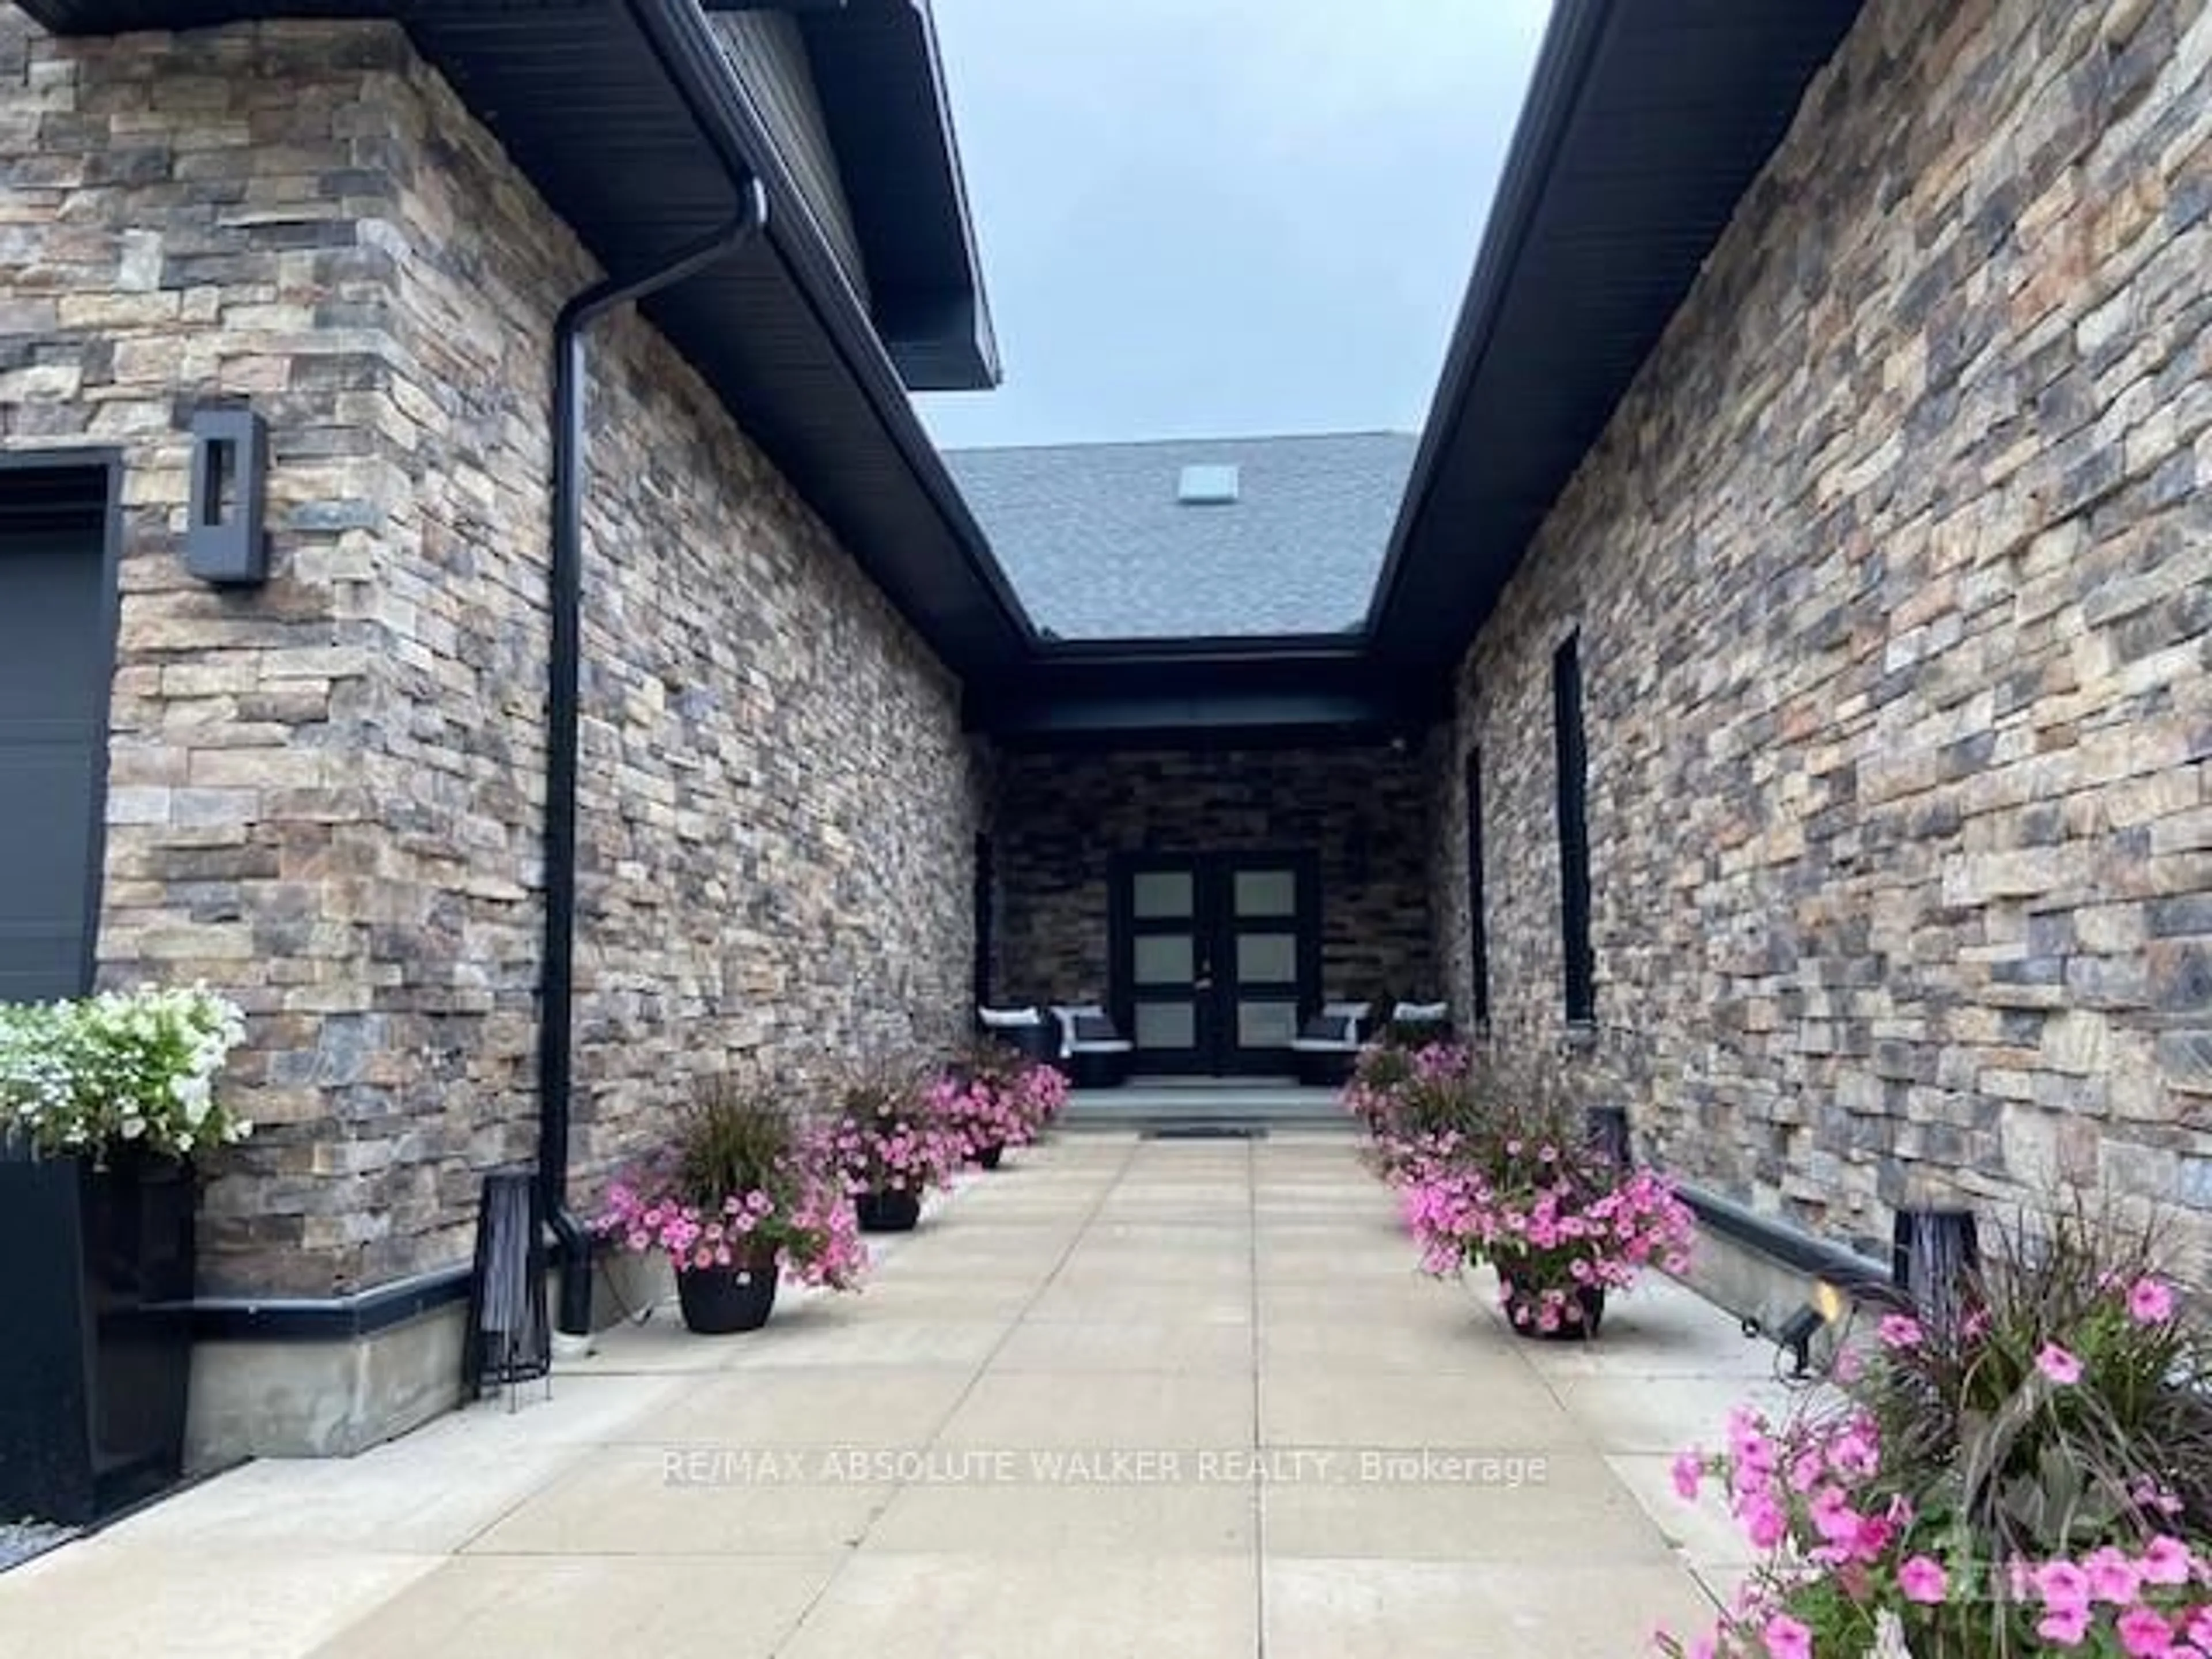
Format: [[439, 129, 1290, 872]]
[[944, 431, 1418, 641]]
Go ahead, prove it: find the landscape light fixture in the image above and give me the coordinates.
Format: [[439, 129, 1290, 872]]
[[1774, 1279, 1847, 1377]]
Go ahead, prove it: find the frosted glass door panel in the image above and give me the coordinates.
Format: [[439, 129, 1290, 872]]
[[1133, 872, 1194, 919], [1237, 1002, 1299, 1047], [1134, 935, 1194, 986], [1135, 1003, 1197, 1050], [1233, 870, 1296, 918], [1236, 933, 1297, 984]]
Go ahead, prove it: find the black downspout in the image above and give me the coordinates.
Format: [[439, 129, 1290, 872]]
[[541, 179, 768, 1338]]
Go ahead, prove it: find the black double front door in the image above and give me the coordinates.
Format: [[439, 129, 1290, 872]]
[[1111, 853, 1319, 1075]]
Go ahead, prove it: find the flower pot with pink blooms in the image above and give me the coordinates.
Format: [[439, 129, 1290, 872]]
[[1342, 1039, 1480, 1187], [1658, 1202, 2212, 1659], [1396, 1051, 1694, 1341], [824, 1065, 966, 1234], [940, 1041, 1069, 1171], [594, 1081, 866, 1335]]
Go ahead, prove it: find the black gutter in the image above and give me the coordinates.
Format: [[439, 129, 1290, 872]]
[[539, 0, 774, 1338], [1362, 0, 1612, 645]]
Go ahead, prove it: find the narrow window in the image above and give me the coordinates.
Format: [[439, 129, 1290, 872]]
[[971, 833, 995, 1009], [1463, 747, 1490, 1026], [1552, 635, 1594, 1024]]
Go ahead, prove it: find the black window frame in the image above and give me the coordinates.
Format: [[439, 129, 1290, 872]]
[[971, 831, 995, 1009], [1463, 746, 1490, 1027], [1551, 634, 1595, 1025]]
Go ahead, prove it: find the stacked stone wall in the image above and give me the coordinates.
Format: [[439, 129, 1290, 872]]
[[2, 14, 983, 1293], [1435, 0, 2212, 1277]]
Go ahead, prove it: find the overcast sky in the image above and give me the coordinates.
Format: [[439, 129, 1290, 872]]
[[916, 0, 1553, 452]]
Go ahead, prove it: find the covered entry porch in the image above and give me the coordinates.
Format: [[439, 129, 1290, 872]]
[[984, 742, 1441, 1082]]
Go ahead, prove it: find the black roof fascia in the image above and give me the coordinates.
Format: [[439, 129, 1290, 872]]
[[1028, 634, 1371, 667], [14, 0, 1037, 675], [16, 0, 999, 399], [968, 653, 1440, 748], [1362, 0, 1610, 652], [798, 0, 1001, 391], [1366, 0, 1865, 684], [619, 0, 1037, 659]]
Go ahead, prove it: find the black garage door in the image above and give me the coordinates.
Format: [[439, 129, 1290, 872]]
[[0, 462, 115, 1002]]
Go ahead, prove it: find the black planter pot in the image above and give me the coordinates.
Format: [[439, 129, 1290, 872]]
[[972, 1143, 1004, 1171], [675, 1261, 778, 1334], [1498, 1277, 1606, 1341], [855, 1189, 922, 1233], [0, 1151, 196, 1525]]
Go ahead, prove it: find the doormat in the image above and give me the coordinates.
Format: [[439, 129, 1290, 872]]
[[1141, 1124, 1268, 1141]]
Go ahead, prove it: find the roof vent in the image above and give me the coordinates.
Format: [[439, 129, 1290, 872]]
[[1176, 463, 1240, 505]]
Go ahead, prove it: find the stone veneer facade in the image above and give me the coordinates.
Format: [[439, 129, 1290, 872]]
[[995, 746, 1437, 1014], [1434, 0, 2212, 1277], [2, 15, 985, 1299]]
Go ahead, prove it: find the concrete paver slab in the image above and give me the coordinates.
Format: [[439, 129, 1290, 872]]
[[1264, 1558, 1718, 1656], [774, 1554, 1259, 1659], [309, 1555, 844, 1658]]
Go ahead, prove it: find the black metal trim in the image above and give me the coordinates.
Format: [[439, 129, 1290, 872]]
[[1677, 1184, 1895, 1300], [0, 448, 124, 1001], [1028, 634, 1372, 666], [185, 1264, 473, 1343], [1365, 0, 1613, 644]]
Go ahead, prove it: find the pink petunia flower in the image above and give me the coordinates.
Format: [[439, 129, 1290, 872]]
[[1897, 1554, 1948, 1604], [2128, 1278, 2176, 1325], [2116, 1606, 2177, 1657], [2085, 1546, 2141, 1604], [1877, 1313, 1923, 1350], [2036, 1343, 2084, 1385], [1762, 1613, 1813, 1659], [2139, 1536, 2194, 1587], [2037, 1561, 2093, 1613], [1744, 1492, 1787, 1551], [2037, 1604, 2091, 1647], [1671, 1449, 1703, 1501]]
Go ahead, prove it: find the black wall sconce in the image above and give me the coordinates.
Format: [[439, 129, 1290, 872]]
[[184, 408, 268, 585]]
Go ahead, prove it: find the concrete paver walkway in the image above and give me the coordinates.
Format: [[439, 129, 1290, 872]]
[[0, 1134, 1780, 1657]]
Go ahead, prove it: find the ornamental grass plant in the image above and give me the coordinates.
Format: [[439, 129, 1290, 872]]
[[1662, 1203, 2212, 1658], [595, 1078, 866, 1290]]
